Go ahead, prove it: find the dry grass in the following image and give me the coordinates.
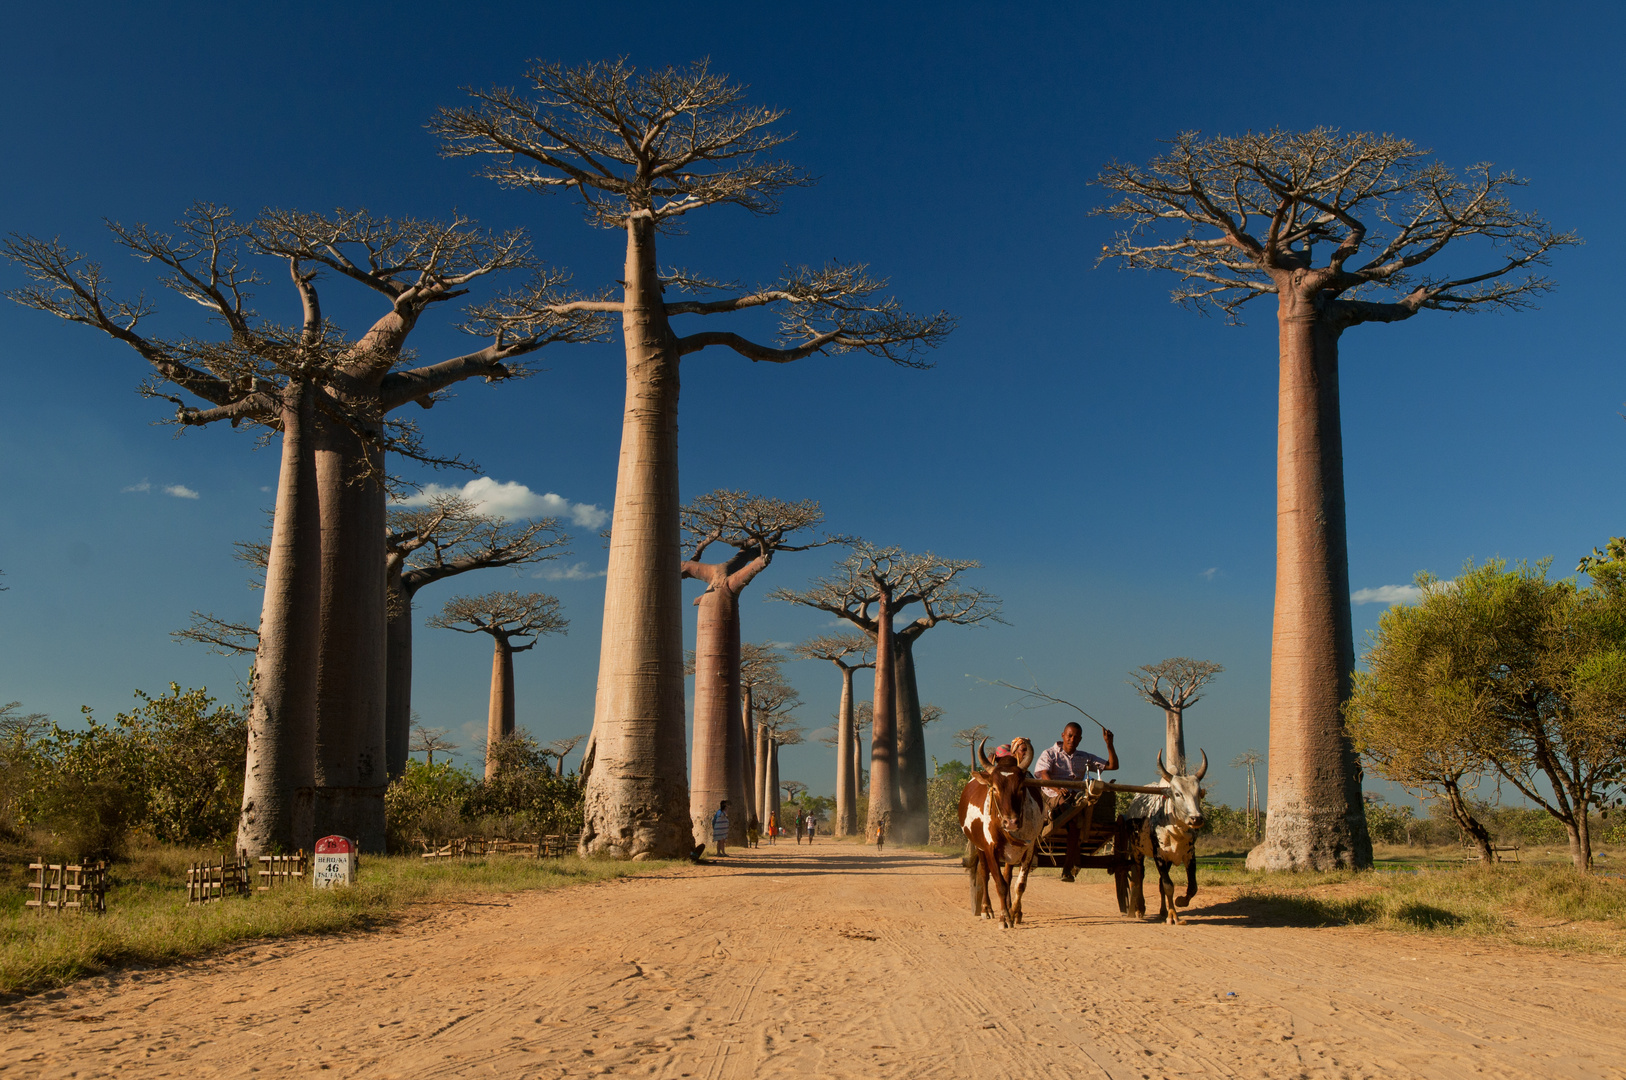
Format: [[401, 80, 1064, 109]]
[[0, 848, 675, 997], [1195, 863, 1626, 953]]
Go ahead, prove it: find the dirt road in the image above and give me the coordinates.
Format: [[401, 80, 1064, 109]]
[[2, 844, 1622, 1079]]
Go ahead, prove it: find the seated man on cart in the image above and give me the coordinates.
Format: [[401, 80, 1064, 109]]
[[1034, 722, 1118, 882]]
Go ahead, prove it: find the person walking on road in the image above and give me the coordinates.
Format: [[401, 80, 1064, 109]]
[[806, 815, 816, 843]]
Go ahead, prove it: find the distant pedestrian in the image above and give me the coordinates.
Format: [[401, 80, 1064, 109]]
[[795, 812, 805, 845], [806, 815, 816, 843], [768, 812, 778, 844], [875, 813, 889, 854], [711, 800, 730, 857]]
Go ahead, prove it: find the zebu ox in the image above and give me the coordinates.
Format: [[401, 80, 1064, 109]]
[[1123, 750, 1208, 925], [959, 739, 1045, 928]]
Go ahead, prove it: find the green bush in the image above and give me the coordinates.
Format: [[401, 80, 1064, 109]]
[[385, 734, 586, 851], [927, 774, 964, 845], [384, 760, 477, 849]]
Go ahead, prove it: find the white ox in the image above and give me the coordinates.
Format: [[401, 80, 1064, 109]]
[[1123, 750, 1207, 925]]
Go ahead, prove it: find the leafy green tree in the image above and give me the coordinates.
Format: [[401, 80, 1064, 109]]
[[385, 759, 478, 850], [1351, 559, 1626, 869], [116, 685, 247, 845]]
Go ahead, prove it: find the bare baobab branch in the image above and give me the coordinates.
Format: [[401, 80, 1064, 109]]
[[172, 612, 260, 656]]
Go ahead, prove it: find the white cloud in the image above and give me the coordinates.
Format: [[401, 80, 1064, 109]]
[[122, 480, 151, 493], [533, 563, 609, 581], [1351, 584, 1423, 606], [1200, 567, 1219, 581], [163, 484, 200, 500], [400, 477, 609, 529]]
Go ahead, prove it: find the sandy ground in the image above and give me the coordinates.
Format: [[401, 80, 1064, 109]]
[[2, 844, 1623, 1080]]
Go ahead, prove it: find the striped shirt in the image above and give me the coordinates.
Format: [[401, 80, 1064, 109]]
[[711, 810, 730, 841]]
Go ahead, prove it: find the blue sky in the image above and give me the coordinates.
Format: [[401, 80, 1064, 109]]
[[1, 2, 1621, 812]]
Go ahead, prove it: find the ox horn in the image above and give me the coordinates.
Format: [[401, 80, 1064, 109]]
[[1156, 750, 1173, 783], [1194, 748, 1208, 781], [978, 737, 994, 771]]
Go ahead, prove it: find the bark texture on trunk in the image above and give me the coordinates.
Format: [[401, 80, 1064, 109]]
[[311, 410, 389, 852], [754, 712, 770, 830], [866, 600, 899, 839], [384, 570, 413, 782], [834, 666, 856, 836], [740, 692, 758, 833], [486, 636, 516, 778], [1248, 301, 1372, 871], [238, 380, 319, 857], [1164, 706, 1186, 774], [893, 634, 928, 845], [580, 217, 690, 859], [687, 585, 743, 844], [767, 739, 781, 836]]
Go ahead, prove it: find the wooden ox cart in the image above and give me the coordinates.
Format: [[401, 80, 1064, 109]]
[[1021, 777, 1187, 913]]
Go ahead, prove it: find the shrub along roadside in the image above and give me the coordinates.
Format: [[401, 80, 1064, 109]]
[[0, 853, 675, 997]]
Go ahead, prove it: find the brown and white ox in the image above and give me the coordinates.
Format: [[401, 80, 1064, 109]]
[[959, 739, 1045, 928], [1123, 750, 1207, 925]]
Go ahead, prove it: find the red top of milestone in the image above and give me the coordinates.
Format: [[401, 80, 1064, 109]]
[[315, 835, 355, 854]]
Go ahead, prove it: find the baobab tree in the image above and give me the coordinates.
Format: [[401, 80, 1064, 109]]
[[547, 734, 586, 777], [953, 725, 989, 770], [410, 722, 460, 766], [1231, 749, 1263, 837], [426, 591, 568, 778], [741, 642, 786, 835], [436, 59, 954, 859], [682, 491, 830, 846], [792, 632, 874, 836], [753, 682, 803, 833], [6, 205, 606, 855], [773, 544, 1000, 843], [1096, 130, 1576, 871], [387, 494, 570, 779], [1128, 658, 1223, 773]]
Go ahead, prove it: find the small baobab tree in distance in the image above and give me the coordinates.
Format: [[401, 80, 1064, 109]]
[[754, 682, 803, 833], [386, 494, 570, 779], [547, 734, 587, 778], [427, 591, 568, 778], [1097, 129, 1577, 871], [792, 632, 874, 836], [953, 725, 989, 770], [741, 642, 787, 834], [1231, 749, 1263, 838], [436, 59, 953, 859], [410, 722, 460, 767], [683, 491, 830, 846], [1128, 658, 1223, 774]]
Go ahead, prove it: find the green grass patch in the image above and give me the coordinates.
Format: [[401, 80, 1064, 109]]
[[1195, 863, 1626, 953], [0, 850, 676, 997]]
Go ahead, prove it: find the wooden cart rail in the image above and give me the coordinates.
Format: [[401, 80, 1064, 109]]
[[1021, 779, 1169, 796]]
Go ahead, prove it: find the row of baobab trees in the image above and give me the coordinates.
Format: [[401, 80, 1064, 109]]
[[4, 57, 1574, 868]]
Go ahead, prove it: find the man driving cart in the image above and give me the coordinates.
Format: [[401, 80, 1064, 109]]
[[1034, 722, 1119, 881]]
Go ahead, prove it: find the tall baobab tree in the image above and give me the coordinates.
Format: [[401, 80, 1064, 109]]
[[773, 544, 1001, 843], [753, 682, 803, 833], [792, 633, 874, 836], [436, 59, 954, 859], [427, 591, 568, 778], [1232, 749, 1263, 836], [741, 642, 785, 835], [1096, 130, 1576, 871], [387, 494, 570, 779], [6, 205, 606, 855], [682, 491, 830, 846], [1128, 658, 1223, 773], [953, 725, 988, 770]]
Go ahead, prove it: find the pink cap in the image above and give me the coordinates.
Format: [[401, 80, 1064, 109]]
[[994, 744, 1013, 758]]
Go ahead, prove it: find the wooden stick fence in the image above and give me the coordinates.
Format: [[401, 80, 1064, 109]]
[[27, 858, 108, 914], [187, 855, 250, 904], [258, 850, 307, 889], [419, 833, 579, 860]]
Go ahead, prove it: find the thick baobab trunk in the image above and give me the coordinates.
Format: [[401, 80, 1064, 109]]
[[740, 693, 758, 833], [867, 600, 899, 840], [485, 636, 516, 779], [893, 635, 928, 845], [852, 703, 865, 802], [835, 665, 857, 836], [581, 217, 689, 859], [688, 585, 744, 844], [1163, 706, 1186, 773], [754, 714, 771, 830], [767, 738, 781, 836], [238, 380, 319, 857], [1248, 305, 1372, 872], [384, 570, 413, 782], [312, 410, 390, 852]]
